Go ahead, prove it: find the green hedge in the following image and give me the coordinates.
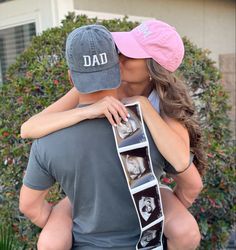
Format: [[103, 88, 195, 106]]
[[0, 13, 235, 249]]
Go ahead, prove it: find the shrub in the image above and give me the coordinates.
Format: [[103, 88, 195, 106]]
[[0, 224, 25, 250], [0, 13, 235, 249]]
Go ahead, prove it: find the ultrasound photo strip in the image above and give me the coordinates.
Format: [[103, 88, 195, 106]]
[[138, 221, 163, 250], [113, 103, 147, 152], [112, 102, 164, 250]]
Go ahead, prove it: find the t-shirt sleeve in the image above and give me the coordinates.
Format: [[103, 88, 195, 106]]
[[163, 153, 194, 175], [163, 159, 179, 174], [23, 140, 55, 190]]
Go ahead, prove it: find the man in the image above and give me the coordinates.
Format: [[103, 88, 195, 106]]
[[19, 25, 164, 250]]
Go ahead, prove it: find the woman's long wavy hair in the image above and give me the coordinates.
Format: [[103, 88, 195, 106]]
[[147, 59, 207, 175]]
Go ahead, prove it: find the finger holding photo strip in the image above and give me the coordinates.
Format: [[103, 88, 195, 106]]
[[112, 102, 165, 250], [114, 104, 146, 149]]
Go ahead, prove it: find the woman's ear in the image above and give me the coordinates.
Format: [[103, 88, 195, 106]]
[[68, 70, 74, 86]]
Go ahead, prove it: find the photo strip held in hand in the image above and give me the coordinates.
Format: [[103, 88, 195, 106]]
[[114, 104, 146, 150], [112, 102, 164, 250]]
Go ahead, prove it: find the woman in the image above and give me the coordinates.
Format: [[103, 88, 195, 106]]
[[21, 20, 205, 250]]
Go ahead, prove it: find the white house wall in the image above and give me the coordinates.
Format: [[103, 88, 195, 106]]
[[0, 0, 74, 34], [74, 0, 236, 64], [0, 0, 235, 63]]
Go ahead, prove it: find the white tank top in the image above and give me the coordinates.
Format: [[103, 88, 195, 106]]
[[148, 89, 160, 113]]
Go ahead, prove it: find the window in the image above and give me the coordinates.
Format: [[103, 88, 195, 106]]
[[0, 22, 36, 85], [0, 0, 13, 3]]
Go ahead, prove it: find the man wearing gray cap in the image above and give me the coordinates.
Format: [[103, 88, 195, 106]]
[[19, 25, 162, 249], [66, 25, 120, 93]]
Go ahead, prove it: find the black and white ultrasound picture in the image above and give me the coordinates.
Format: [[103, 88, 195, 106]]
[[137, 222, 163, 249], [114, 104, 146, 148], [120, 147, 154, 188], [133, 185, 162, 228]]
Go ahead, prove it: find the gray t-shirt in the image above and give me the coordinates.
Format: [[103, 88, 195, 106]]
[[23, 118, 165, 249]]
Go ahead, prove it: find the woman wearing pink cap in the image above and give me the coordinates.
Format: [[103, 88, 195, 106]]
[[21, 20, 205, 250]]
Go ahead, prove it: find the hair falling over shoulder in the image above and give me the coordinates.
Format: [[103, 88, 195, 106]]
[[147, 59, 207, 175]]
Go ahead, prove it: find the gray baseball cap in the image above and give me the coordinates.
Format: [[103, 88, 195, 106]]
[[66, 25, 121, 93]]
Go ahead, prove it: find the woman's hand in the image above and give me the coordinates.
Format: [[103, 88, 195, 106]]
[[85, 96, 129, 126]]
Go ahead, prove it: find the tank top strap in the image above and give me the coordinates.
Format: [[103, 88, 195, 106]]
[[148, 90, 160, 114]]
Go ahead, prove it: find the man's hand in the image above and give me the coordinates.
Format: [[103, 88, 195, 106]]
[[19, 185, 52, 228]]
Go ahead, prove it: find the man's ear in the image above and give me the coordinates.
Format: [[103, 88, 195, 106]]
[[68, 70, 74, 86]]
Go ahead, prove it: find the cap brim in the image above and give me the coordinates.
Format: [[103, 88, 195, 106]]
[[112, 31, 150, 59], [71, 63, 121, 94]]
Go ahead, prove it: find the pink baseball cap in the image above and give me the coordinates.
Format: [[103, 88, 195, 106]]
[[112, 19, 185, 72]]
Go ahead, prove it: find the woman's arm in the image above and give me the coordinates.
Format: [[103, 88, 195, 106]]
[[21, 87, 128, 139], [124, 96, 203, 206], [172, 164, 203, 208], [126, 96, 190, 172], [21, 87, 81, 139]]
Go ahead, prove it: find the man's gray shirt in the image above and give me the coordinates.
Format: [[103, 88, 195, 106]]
[[23, 118, 165, 249]]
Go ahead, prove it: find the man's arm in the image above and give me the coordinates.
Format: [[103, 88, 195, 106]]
[[19, 185, 53, 228], [20, 140, 56, 227]]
